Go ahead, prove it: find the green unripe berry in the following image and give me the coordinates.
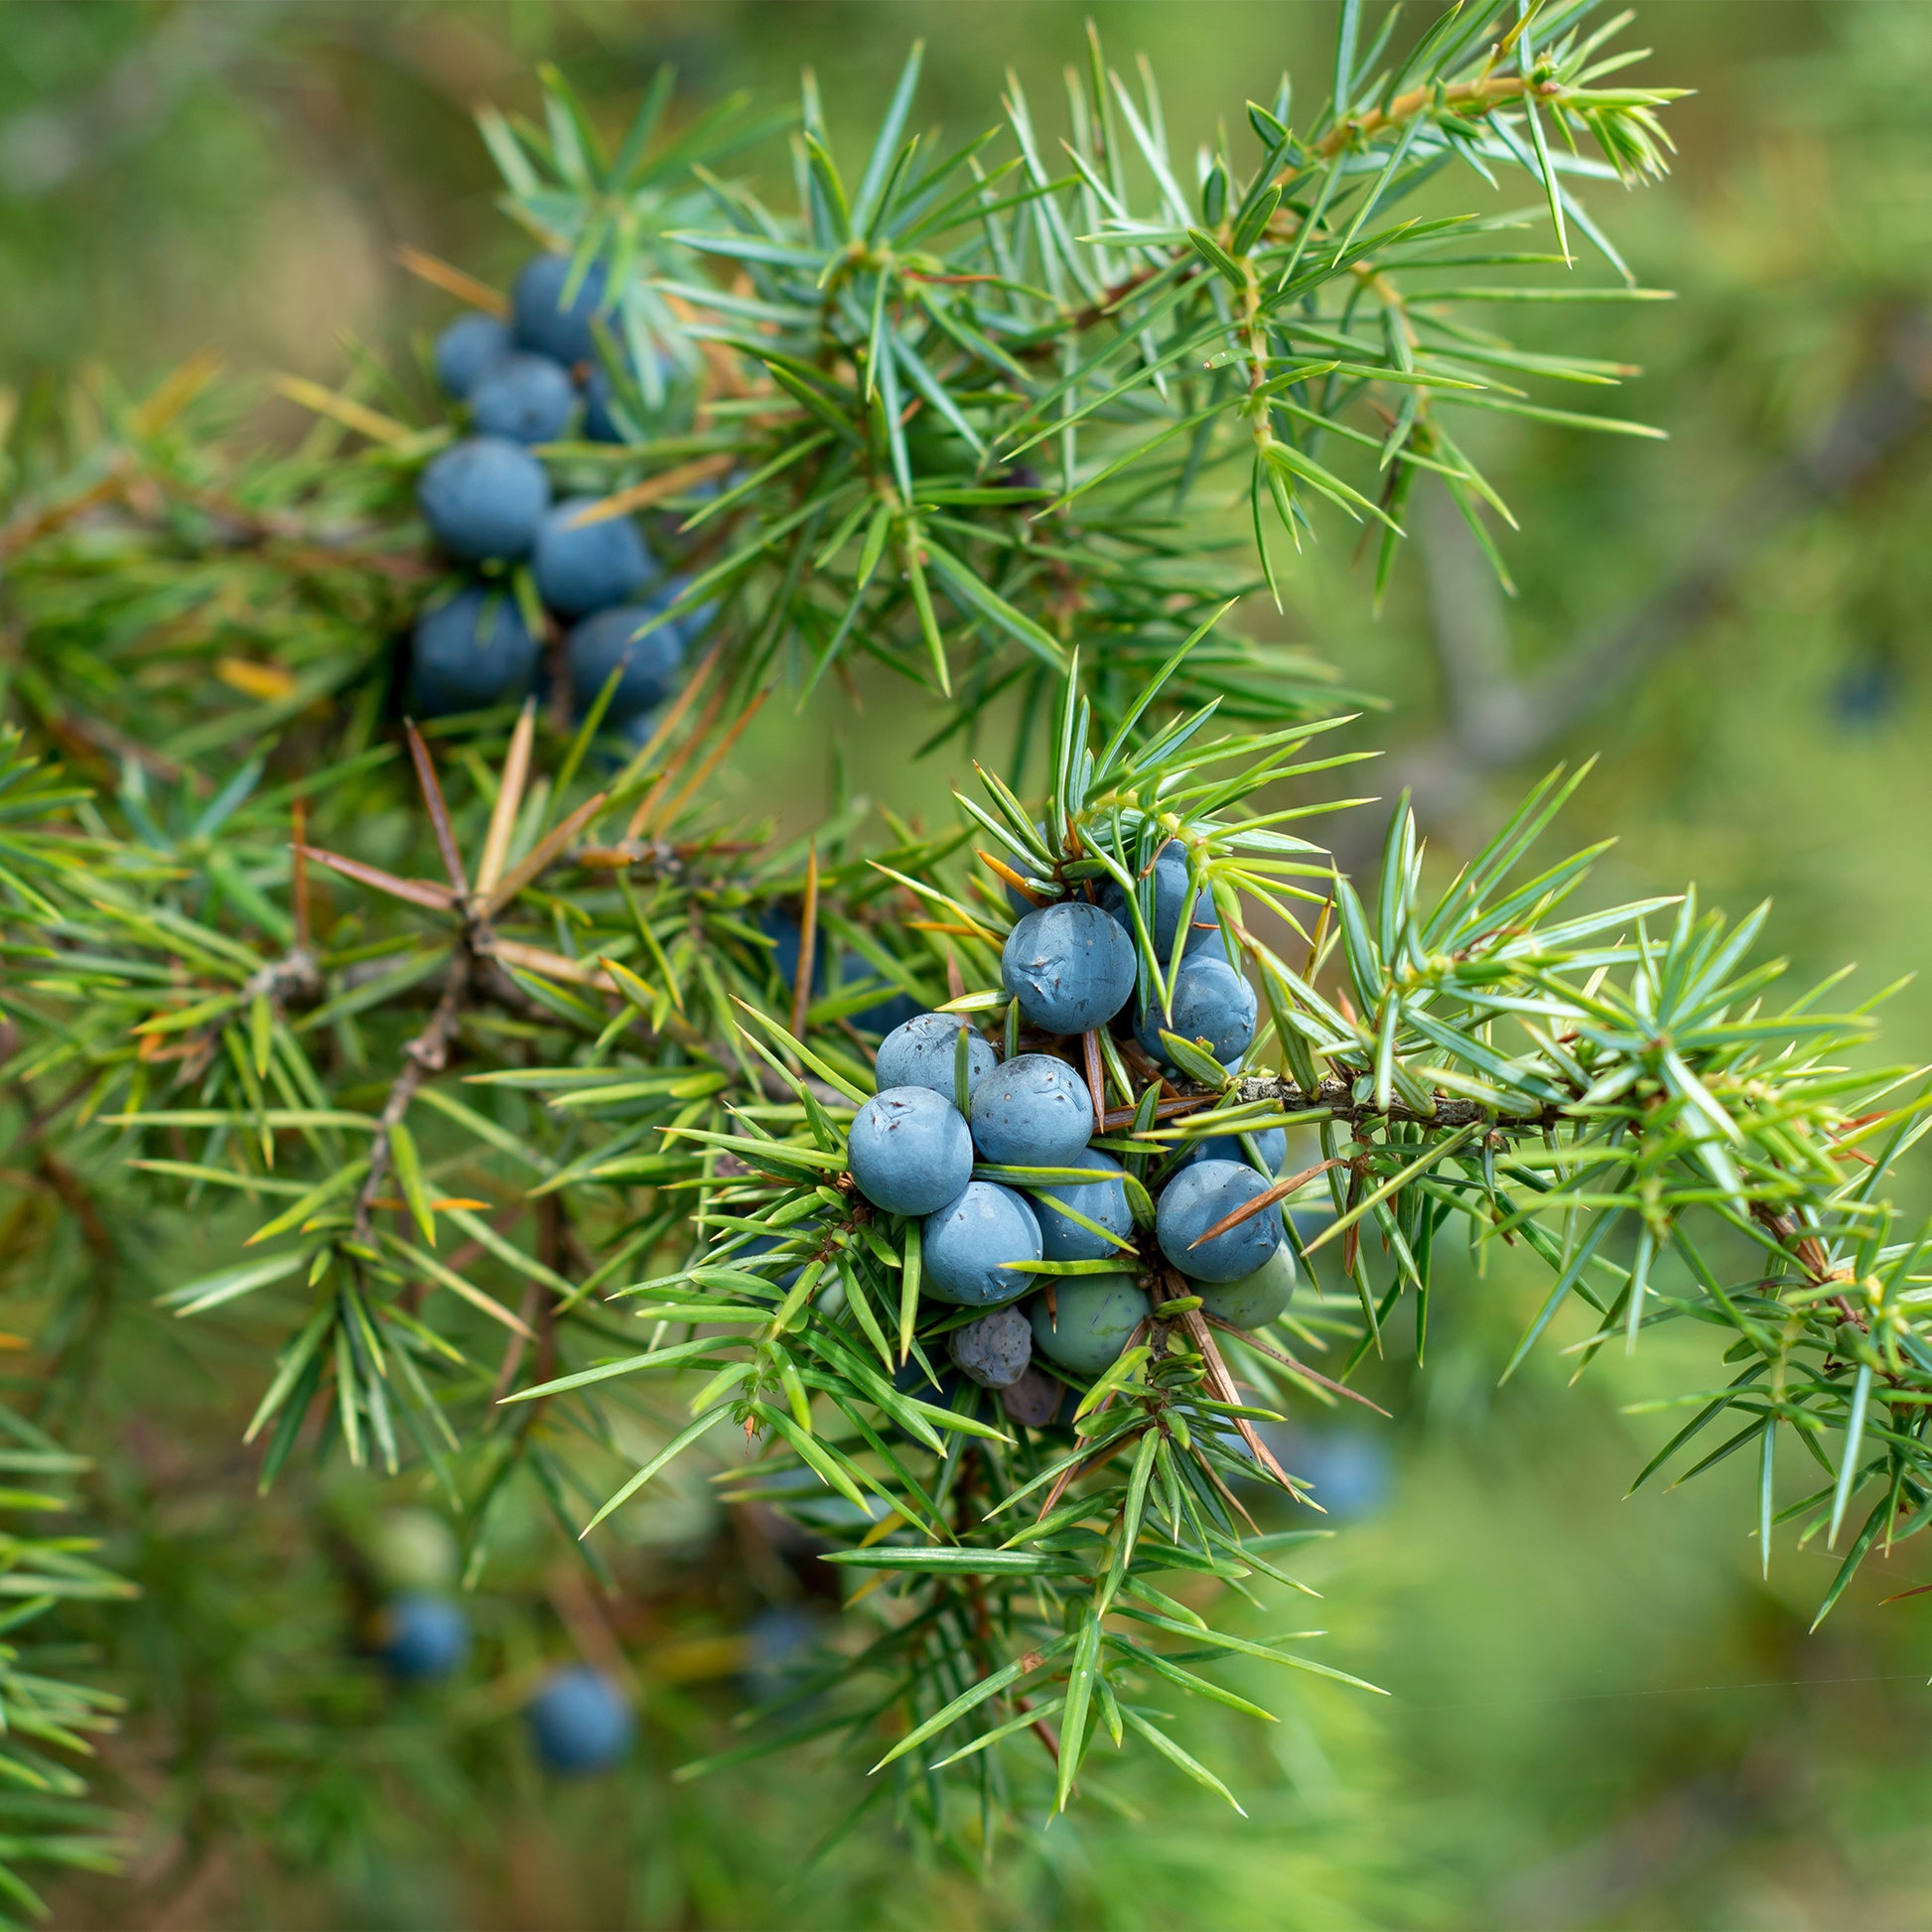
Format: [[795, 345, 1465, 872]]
[[1029, 1275, 1151, 1375], [1194, 1243, 1296, 1329]]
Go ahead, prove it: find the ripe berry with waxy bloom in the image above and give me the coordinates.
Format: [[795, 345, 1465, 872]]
[[1156, 1158, 1283, 1283], [434, 312, 512, 400], [876, 1012, 999, 1105], [847, 1086, 973, 1217], [921, 1181, 1041, 1306], [969, 1054, 1094, 1170], [416, 437, 550, 564], [408, 586, 538, 716], [511, 253, 611, 367], [470, 351, 576, 445], [1001, 899, 1136, 1035], [532, 497, 655, 618]]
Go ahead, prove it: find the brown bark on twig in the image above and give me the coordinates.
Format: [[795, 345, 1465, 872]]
[[350, 956, 471, 1245]]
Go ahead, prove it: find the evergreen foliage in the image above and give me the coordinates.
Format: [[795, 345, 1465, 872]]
[[6, 0, 1927, 1904]]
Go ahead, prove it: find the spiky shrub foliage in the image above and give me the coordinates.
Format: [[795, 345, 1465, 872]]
[[0, 1438, 129, 1924], [3, 1, 1681, 745], [0, 744, 134, 1922], [9, 0, 1919, 1875]]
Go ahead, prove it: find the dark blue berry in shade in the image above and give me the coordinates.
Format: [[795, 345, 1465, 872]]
[[434, 312, 512, 400], [583, 346, 675, 444], [566, 599, 685, 722], [469, 351, 576, 445], [527, 1665, 634, 1775], [1298, 1428, 1393, 1519], [1136, 952, 1257, 1068], [583, 364, 628, 445], [1831, 651, 1898, 729], [859, 993, 922, 1033], [876, 1013, 999, 1105], [655, 470, 726, 542], [948, 1304, 1034, 1388], [1195, 1242, 1296, 1328], [969, 1053, 1094, 1170], [1030, 1148, 1134, 1263], [830, 955, 921, 1035], [1180, 1126, 1287, 1176], [889, 1353, 966, 1432], [378, 1594, 470, 1682], [740, 1605, 819, 1705], [1157, 1158, 1284, 1283], [1099, 840, 1202, 956], [755, 918, 912, 1029], [532, 497, 656, 618], [604, 708, 660, 763], [999, 1362, 1064, 1429], [673, 583, 721, 644], [760, 907, 805, 989], [417, 436, 550, 564], [511, 253, 611, 368], [1029, 1275, 1151, 1374], [1002, 900, 1137, 1035], [409, 586, 539, 716], [921, 1181, 1041, 1306], [893, 1353, 961, 1404], [848, 1086, 974, 1217]]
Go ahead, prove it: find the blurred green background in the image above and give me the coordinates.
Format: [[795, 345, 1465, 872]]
[[10, 3, 1932, 1926]]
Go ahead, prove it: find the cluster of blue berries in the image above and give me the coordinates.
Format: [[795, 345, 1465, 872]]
[[373, 1592, 633, 1774], [410, 254, 705, 740], [839, 844, 1300, 1415], [1001, 842, 1258, 1067], [822, 838, 1306, 1414]]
